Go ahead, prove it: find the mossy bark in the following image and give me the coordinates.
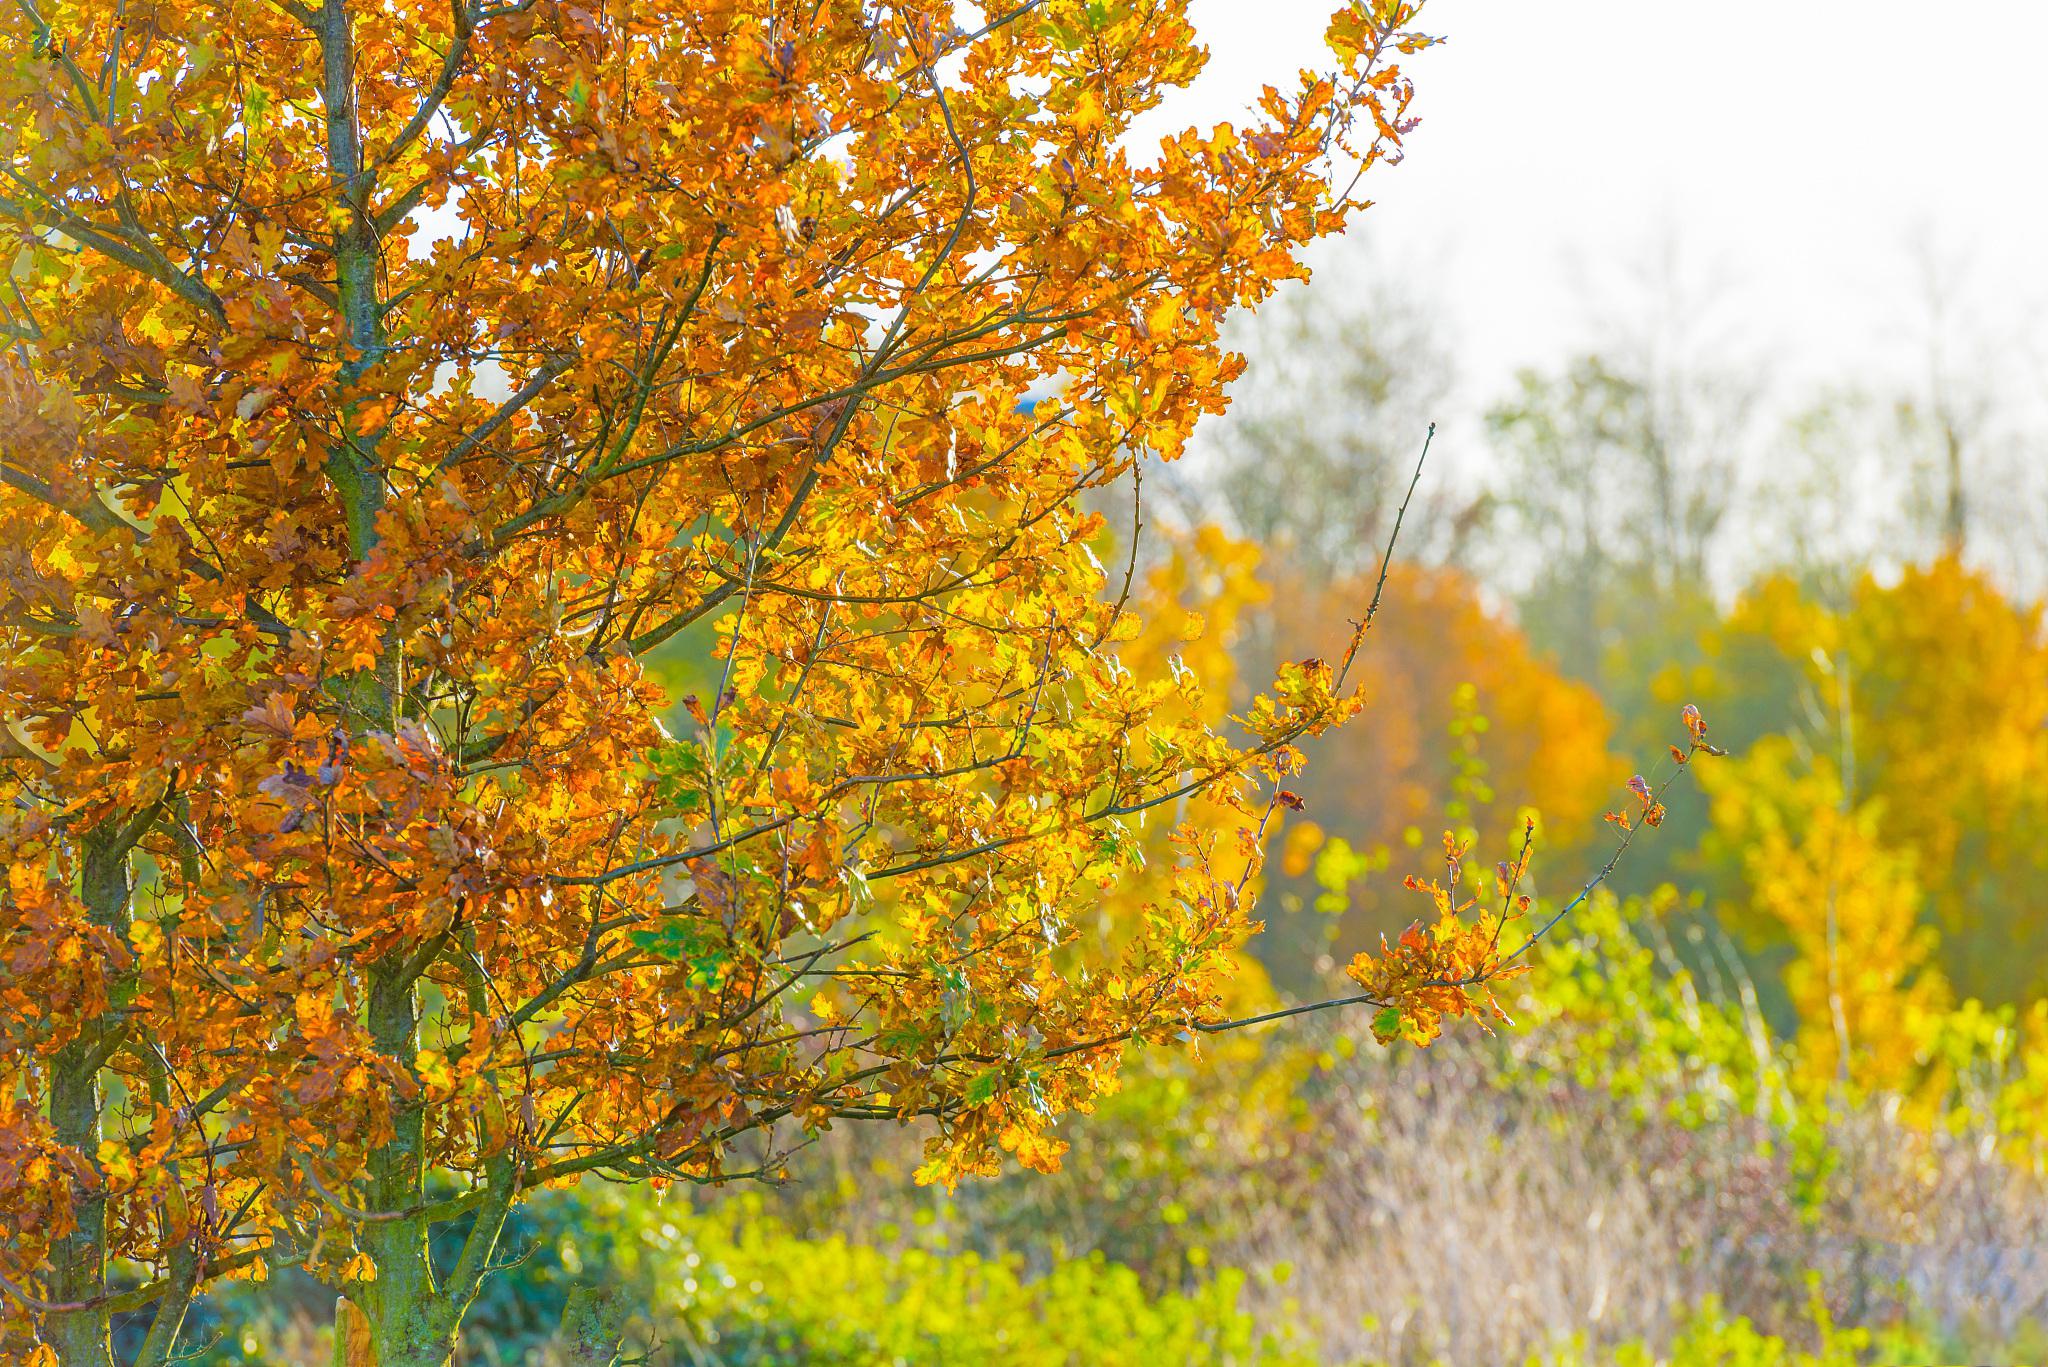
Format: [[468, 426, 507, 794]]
[[356, 960, 458, 1367], [46, 829, 136, 1367], [561, 1285, 628, 1366]]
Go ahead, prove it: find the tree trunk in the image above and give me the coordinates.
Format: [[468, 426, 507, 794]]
[[1942, 417, 1967, 555], [359, 1222, 457, 1367], [45, 1028, 114, 1367], [312, 4, 459, 1358], [358, 959, 458, 1367], [561, 1285, 628, 1366], [46, 828, 136, 1367]]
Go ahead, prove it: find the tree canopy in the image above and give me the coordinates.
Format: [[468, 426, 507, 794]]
[[0, 1, 1558, 1362]]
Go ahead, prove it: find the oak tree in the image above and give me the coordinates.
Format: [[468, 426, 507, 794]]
[[0, 0, 1586, 1361]]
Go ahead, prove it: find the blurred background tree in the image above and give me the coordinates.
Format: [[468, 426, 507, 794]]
[[1199, 266, 1473, 580]]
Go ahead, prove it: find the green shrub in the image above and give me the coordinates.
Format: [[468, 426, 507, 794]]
[[582, 1189, 1309, 1366]]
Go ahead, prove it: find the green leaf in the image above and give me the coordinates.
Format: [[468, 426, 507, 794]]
[[1372, 1006, 1402, 1042], [629, 920, 730, 989], [964, 1070, 1000, 1107]]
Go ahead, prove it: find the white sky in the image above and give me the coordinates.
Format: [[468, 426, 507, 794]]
[[1148, 0, 2048, 433]]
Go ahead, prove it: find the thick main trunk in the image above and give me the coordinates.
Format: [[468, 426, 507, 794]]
[[362, 1273, 459, 1367], [46, 830, 135, 1367], [359, 960, 457, 1367], [560, 1285, 628, 1365], [312, 8, 523, 1356], [45, 1031, 114, 1367], [312, 7, 455, 1357]]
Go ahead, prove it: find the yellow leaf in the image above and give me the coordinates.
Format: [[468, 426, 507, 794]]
[[352, 397, 397, 435], [1071, 89, 1104, 133], [1147, 294, 1182, 340]]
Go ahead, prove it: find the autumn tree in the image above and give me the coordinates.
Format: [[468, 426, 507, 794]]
[[0, 1, 1541, 1362], [1693, 560, 2048, 1007], [1700, 736, 1951, 1098]]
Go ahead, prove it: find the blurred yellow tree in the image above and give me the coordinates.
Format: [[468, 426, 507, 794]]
[[1696, 558, 2048, 1006], [1700, 739, 1950, 1101]]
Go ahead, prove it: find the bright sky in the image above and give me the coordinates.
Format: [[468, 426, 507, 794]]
[[1150, 0, 2048, 430]]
